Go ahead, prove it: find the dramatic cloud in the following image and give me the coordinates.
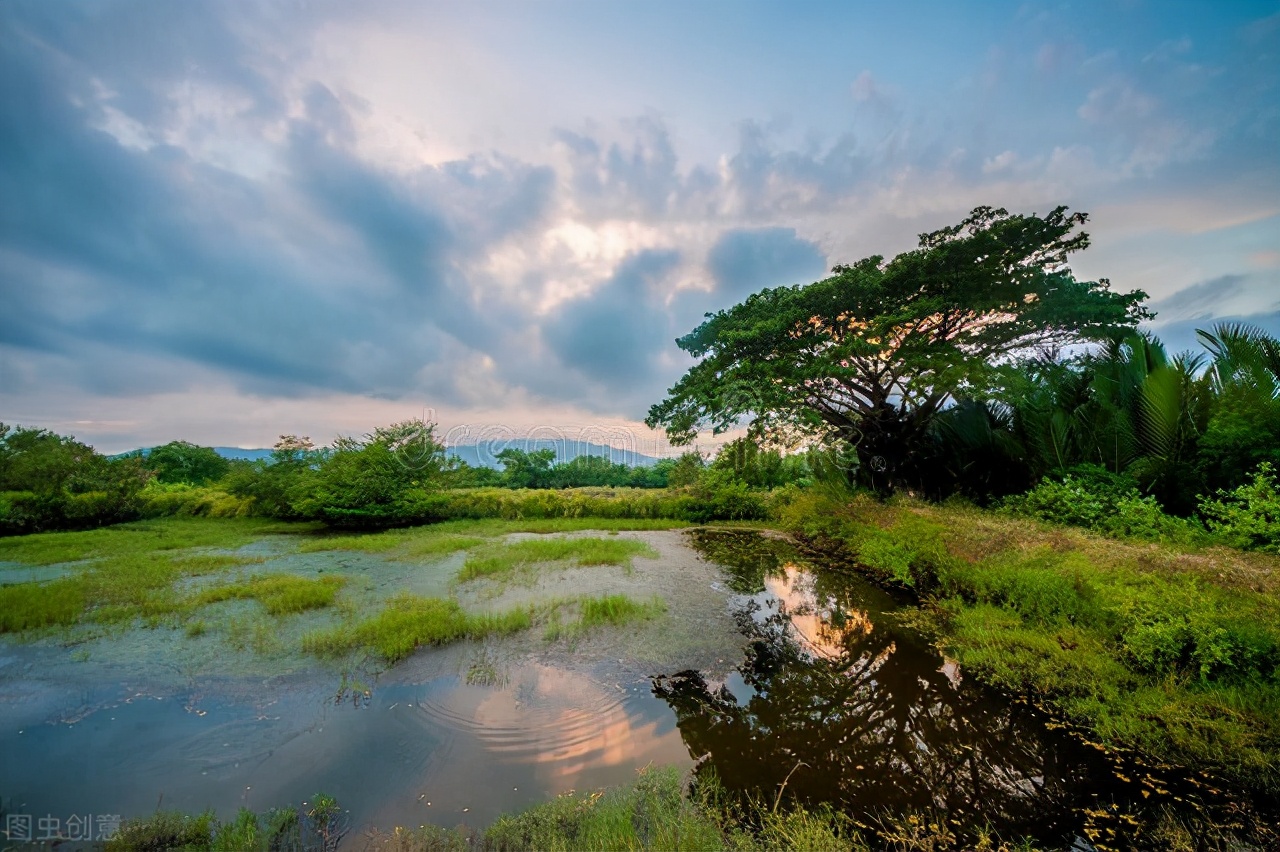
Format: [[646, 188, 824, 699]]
[[1, 0, 1277, 452]]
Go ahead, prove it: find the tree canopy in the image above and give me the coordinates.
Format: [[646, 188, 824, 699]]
[[646, 206, 1150, 489]]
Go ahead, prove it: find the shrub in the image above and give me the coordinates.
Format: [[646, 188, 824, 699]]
[[1001, 466, 1202, 543], [1198, 463, 1280, 552]]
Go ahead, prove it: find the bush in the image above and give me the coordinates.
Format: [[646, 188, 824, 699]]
[[1000, 466, 1202, 544], [1198, 463, 1280, 553], [137, 482, 257, 518]]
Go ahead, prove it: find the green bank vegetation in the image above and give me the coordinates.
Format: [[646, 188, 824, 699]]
[[775, 488, 1280, 795], [112, 767, 1075, 852]]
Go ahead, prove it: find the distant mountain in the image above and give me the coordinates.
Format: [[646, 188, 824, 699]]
[[446, 440, 661, 470], [211, 447, 276, 462], [117, 442, 660, 469]]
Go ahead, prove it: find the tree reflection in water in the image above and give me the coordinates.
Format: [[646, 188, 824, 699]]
[[659, 530, 1274, 849]]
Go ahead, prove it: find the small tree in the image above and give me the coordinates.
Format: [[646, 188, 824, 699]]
[[298, 421, 446, 527], [496, 448, 556, 489], [147, 441, 230, 485]]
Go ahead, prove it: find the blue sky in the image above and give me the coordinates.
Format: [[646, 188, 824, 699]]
[[1, 0, 1277, 454]]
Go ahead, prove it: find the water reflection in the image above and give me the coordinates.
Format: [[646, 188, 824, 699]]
[[670, 529, 1275, 849]]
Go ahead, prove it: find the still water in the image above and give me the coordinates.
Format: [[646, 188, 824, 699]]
[[0, 529, 1271, 849]]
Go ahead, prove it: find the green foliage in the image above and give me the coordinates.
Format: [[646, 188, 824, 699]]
[[137, 481, 257, 518], [294, 421, 447, 527], [1198, 463, 1280, 553], [0, 423, 149, 534], [706, 438, 809, 489], [496, 448, 557, 489], [409, 486, 762, 524], [145, 441, 230, 485], [647, 206, 1148, 492], [458, 536, 657, 582], [999, 466, 1202, 544]]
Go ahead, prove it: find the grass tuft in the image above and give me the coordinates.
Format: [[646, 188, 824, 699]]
[[196, 574, 347, 615], [459, 537, 657, 582], [302, 593, 531, 663]]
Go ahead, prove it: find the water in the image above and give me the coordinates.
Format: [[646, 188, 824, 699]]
[[673, 529, 1275, 849], [0, 528, 1272, 849], [0, 663, 689, 839]]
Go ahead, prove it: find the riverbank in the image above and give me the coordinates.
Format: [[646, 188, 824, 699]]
[[775, 490, 1280, 801]]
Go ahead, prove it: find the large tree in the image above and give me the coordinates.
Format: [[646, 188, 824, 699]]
[[646, 206, 1150, 490]]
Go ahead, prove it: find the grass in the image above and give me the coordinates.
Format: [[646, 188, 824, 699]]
[[304, 591, 665, 663], [0, 518, 343, 634], [302, 593, 532, 663], [295, 517, 685, 557], [458, 537, 658, 582], [777, 490, 1280, 796], [196, 574, 347, 615], [543, 594, 666, 641], [0, 517, 303, 566]]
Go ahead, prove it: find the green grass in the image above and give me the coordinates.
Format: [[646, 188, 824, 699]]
[[778, 490, 1280, 795], [302, 593, 533, 663], [483, 765, 730, 852], [303, 591, 665, 662], [196, 574, 347, 615], [543, 593, 666, 641], [0, 578, 87, 632], [294, 516, 685, 557], [459, 537, 658, 582], [0, 518, 335, 634], [0, 517, 303, 566]]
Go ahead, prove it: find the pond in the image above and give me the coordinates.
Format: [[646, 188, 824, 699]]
[[0, 527, 1269, 849]]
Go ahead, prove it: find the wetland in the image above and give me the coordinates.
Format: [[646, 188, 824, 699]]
[[1, 517, 1274, 850]]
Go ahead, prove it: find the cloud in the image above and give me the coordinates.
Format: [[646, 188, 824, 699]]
[[1149, 275, 1248, 322], [541, 249, 681, 391], [2, 1, 1278, 451], [706, 228, 827, 303], [1149, 310, 1280, 357]]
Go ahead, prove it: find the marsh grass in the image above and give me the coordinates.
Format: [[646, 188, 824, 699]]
[[0, 517, 348, 635], [197, 574, 347, 615], [482, 765, 730, 852], [295, 517, 684, 557], [779, 490, 1280, 794], [543, 594, 666, 641], [0, 517, 304, 566], [304, 590, 664, 662], [226, 614, 283, 655], [459, 537, 658, 582], [302, 593, 531, 663]]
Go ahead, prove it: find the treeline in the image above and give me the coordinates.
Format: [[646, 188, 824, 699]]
[[2, 324, 1275, 549], [0, 421, 812, 534], [904, 325, 1280, 512]]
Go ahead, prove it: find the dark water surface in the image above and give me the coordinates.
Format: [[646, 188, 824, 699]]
[[674, 529, 1276, 850]]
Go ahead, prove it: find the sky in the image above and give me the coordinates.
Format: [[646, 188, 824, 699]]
[[1, 0, 1278, 455]]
